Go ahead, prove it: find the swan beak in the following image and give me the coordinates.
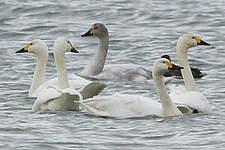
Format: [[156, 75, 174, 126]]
[[81, 28, 94, 37], [195, 37, 210, 46], [68, 41, 79, 53], [168, 63, 184, 71], [16, 48, 28, 53], [198, 39, 210, 46], [71, 47, 79, 53], [16, 43, 31, 53]]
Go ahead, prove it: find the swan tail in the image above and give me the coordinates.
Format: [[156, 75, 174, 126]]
[[176, 104, 193, 114], [191, 67, 207, 78], [80, 82, 107, 99], [79, 101, 110, 117]]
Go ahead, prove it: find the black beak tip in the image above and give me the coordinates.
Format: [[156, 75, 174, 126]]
[[199, 40, 211, 46], [71, 47, 79, 53], [16, 48, 27, 53], [81, 29, 93, 37], [81, 32, 89, 37], [81, 34, 85, 37]]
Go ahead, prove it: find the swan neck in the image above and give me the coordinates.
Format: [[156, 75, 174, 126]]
[[153, 71, 182, 117], [29, 54, 47, 96], [54, 51, 69, 89], [81, 36, 109, 76], [177, 43, 198, 91], [153, 73, 175, 109]]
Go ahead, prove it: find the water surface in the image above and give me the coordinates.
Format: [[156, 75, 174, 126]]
[[0, 0, 225, 149]]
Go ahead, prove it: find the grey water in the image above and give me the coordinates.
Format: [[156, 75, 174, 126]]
[[0, 0, 225, 149]]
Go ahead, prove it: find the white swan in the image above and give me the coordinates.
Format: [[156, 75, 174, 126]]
[[170, 33, 211, 112], [80, 58, 187, 118], [17, 39, 106, 99], [16, 39, 48, 97], [32, 37, 84, 112]]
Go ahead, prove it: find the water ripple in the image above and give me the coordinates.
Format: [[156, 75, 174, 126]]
[[0, 0, 225, 149]]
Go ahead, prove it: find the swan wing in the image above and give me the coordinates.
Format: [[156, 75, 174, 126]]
[[68, 74, 92, 90], [169, 87, 210, 113], [94, 64, 152, 83], [80, 94, 162, 118], [80, 82, 107, 99], [30, 77, 58, 97], [31, 74, 106, 98], [32, 86, 81, 112], [68, 74, 107, 99]]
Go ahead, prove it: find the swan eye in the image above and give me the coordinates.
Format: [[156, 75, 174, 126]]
[[30, 43, 33, 45], [192, 37, 195, 39], [163, 61, 165, 63]]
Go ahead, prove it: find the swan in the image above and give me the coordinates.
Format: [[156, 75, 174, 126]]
[[16, 40, 106, 99], [81, 23, 206, 82], [80, 57, 189, 118], [32, 37, 85, 112], [16, 39, 48, 97], [169, 33, 211, 112], [80, 23, 155, 83]]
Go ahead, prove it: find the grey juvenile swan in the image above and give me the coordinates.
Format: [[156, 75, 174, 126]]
[[81, 23, 206, 83]]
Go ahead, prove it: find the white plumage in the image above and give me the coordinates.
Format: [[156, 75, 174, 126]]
[[80, 58, 185, 118], [169, 33, 211, 113]]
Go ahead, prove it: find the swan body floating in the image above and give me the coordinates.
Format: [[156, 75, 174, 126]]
[[80, 58, 191, 118], [169, 33, 210, 112], [17, 39, 106, 99], [81, 23, 206, 82]]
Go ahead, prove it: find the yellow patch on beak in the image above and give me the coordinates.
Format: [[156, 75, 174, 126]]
[[90, 28, 95, 34], [68, 41, 74, 48], [24, 43, 31, 51], [166, 61, 172, 68], [194, 37, 201, 44]]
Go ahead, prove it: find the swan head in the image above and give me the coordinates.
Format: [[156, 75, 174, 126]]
[[81, 23, 108, 38], [161, 54, 171, 62], [53, 37, 78, 54], [16, 39, 48, 57], [153, 58, 183, 76], [177, 33, 210, 50]]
